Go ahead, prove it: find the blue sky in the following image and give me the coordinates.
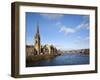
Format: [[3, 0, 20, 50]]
[[26, 12, 89, 50]]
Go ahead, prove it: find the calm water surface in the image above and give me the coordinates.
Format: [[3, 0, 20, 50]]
[[26, 53, 89, 67]]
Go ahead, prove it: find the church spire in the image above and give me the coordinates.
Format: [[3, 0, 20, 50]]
[[35, 22, 40, 39], [37, 23, 39, 34], [34, 22, 41, 54]]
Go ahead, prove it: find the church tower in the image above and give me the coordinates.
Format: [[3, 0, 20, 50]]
[[34, 23, 41, 55]]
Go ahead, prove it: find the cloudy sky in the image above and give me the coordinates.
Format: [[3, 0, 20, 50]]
[[26, 12, 89, 50]]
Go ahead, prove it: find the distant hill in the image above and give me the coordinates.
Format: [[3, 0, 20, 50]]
[[61, 49, 89, 55]]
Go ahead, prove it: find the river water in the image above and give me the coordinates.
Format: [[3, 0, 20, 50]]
[[26, 53, 89, 67]]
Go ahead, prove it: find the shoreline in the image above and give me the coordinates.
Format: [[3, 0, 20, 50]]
[[26, 54, 59, 63], [61, 52, 89, 55]]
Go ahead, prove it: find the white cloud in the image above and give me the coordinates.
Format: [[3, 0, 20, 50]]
[[76, 15, 89, 30], [58, 22, 89, 35], [56, 22, 61, 26], [40, 14, 64, 20], [56, 15, 89, 35], [76, 22, 89, 30], [59, 26, 75, 34]]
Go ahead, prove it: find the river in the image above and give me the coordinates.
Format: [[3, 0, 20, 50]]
[[26, 53, 89, 67]]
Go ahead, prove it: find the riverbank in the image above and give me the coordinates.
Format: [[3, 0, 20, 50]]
[[26, 54, 59, 63]]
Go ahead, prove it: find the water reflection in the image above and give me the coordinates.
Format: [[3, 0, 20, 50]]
[[26, 53, 89, 67]]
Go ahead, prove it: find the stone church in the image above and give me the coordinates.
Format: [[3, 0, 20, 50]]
[[26, 24, 58, 57]]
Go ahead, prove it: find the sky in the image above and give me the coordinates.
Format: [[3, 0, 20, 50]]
[[25, 12, 90, 50]]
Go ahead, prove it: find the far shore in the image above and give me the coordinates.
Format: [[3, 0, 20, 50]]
[[61, 48, 89, 55]]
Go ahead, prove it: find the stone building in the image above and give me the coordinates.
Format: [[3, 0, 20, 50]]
[[26, 24, 58, 57]]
